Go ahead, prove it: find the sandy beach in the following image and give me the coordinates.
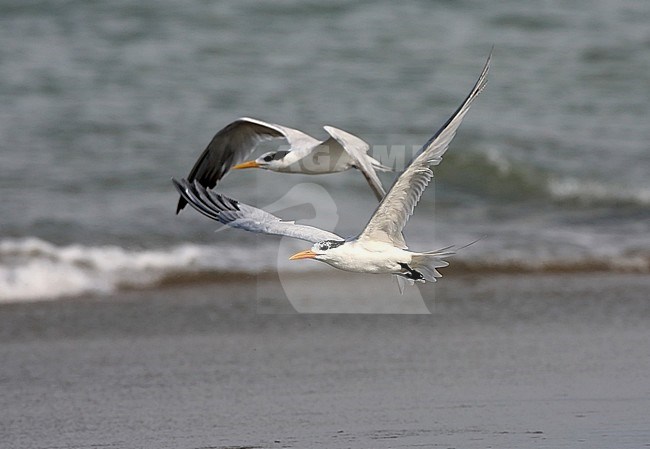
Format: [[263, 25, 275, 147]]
[[2, 272, 649, 448]]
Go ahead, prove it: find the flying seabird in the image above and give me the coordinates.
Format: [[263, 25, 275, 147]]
[[173, 53, 489, 291], [176, 118, 391, 213]]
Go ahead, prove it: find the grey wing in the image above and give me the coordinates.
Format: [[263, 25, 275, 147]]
[[358, 52, 491, 246], [176, 117, 317, 213], [173, 179, 343, 243], [322, 126, 387, 201]]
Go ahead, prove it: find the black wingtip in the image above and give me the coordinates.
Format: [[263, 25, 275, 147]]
[[227, 196, 240, 211], [172, 177, 188, 214]]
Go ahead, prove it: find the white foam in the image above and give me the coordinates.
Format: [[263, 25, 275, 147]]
[[547, 177, 650, 205], [0, 237, 281, 302], [2, 235, 648, 303]]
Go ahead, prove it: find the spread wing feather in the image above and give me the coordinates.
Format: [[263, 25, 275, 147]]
[[176, 117, 318, 213], [173, 179, 343, 243], [358, 53, 491, 246]]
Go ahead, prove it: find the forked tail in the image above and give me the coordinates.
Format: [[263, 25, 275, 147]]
[[410, 245, 455, 282], [392, 238, 483, 293], [393, 245, 455, 294]]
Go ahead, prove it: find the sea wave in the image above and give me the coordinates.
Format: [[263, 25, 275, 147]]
[[1, 237, 648, 303], [0, 237, 281, 302], [443, 149, 650, 208]]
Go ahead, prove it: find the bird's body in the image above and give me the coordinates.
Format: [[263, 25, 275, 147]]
[[309, 239, 411, 274], [173, 179, 454, 292], [176, 119, 390, 213], [173, 52, 491, 292], [300, 239, 451, 279], [272, 139, 362, 174]]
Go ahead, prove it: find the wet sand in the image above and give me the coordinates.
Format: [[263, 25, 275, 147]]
[[1, 273, 650, 448]]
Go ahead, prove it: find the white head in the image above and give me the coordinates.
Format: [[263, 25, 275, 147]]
[[232, 150, 289, 171], [289, 240, 345, 262]]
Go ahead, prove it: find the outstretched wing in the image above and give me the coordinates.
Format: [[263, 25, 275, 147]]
[[173, 179, 343, 243], [358, 52, 491, 246], [177, 117, 318, 213], [322, 126, 387, 202]]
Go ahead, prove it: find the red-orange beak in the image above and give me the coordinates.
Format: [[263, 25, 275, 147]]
[[289, 249, 317, 260], [232, 160, 260, 169]]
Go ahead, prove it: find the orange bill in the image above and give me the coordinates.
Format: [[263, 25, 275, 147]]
[[232, 160, 260, 169], [289, 249, 317, 260]]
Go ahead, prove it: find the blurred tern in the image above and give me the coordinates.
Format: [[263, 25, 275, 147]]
[[173, 53, 490, 291], [176, 118, 391, 213]]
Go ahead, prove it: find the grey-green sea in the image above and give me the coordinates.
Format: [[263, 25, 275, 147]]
[[1, 0, 649, 300]]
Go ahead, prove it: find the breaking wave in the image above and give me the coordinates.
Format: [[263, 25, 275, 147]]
[[1, 237, 648, 303], [0, 237, 282, 302]]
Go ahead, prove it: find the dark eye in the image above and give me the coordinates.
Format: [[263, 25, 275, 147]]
[[318, 240, 344, 251], [263, 154, 274, 162]]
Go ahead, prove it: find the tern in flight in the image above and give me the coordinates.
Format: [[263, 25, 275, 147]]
[[173, 53, 489, 291], [176, 118, 391, 213]]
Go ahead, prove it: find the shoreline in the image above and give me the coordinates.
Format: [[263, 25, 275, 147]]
[[2, 271, 649, 338], [3, 266, 650, 307]]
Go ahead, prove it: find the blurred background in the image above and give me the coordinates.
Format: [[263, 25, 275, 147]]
[[1, 0, 649, 301]]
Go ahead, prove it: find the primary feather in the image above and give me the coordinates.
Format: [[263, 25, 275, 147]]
[[173, 178, 343, 243], [358, 52, 490, 247]]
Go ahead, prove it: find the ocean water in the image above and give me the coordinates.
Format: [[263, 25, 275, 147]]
[[1, 0, 649, 301]]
